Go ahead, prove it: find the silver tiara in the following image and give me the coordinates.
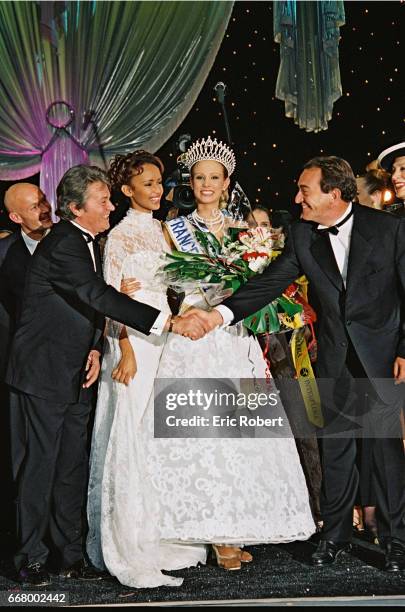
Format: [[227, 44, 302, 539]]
[[181, 136, 236, 176]]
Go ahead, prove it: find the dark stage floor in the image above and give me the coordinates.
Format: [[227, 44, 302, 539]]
[[1, 536, 405, 606]]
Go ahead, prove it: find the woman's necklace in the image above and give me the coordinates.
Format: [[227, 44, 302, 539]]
[[191, 208, 225, 234]]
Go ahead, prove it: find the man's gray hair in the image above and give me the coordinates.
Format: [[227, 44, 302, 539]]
[[56, 165, 111, 221]]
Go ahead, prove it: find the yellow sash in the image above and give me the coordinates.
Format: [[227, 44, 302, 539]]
[[290, 328, 324, 428]]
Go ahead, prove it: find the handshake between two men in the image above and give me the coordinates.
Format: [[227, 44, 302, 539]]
[[165, 308, 224, 340], [120, 277, 225, 341]]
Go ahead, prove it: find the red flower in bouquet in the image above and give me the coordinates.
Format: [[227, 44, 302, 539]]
[[242, 251, 269, 261]]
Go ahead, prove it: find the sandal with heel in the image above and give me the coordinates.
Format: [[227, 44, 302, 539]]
[[212, 545, 242, 571]]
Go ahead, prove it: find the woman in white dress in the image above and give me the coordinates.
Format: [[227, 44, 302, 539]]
[[87, 144, 314, 588]]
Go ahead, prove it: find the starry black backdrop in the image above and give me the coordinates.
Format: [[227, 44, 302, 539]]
[[157, 0, 403, 219], [0, 0, 403, 227]]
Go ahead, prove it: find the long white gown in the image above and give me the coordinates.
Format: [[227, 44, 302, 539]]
[[87, 208, 314, 589]]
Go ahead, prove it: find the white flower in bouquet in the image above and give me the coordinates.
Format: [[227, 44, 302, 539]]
[[238, 227, 283, 256], [248, 256, 268, 273]]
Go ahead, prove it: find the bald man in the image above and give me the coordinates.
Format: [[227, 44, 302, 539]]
[[0, 183, 52, 338], [3, 182, 52, 239], [0, 184, 52, 561]]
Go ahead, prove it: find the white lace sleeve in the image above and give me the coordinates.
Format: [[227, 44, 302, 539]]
[[102, 231, 129, 340]]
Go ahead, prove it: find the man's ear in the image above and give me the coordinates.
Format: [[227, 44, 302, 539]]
[[121, 184, 132, 199], [8, 211, 21, 225], [69, 202, 83, 218], [330, 188, 341, 201]]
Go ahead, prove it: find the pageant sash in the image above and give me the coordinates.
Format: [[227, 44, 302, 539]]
[[164, 217, 211, 313], [290, 328, 324, 428], [165, 217, 204, 254]]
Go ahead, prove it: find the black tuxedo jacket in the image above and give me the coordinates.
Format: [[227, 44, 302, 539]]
[[223, 204, 405, 403], [0, 232, 32, 379], [0, 232, 31, 322], [6, 220, 161, 403]]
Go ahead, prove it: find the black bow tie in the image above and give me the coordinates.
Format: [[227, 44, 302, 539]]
[[316, 209, 353, 236], [79, 230, 95, 243]]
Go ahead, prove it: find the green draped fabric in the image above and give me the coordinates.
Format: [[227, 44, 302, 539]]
[[274, 0, 345, 133], [0, 0, 233, 208]]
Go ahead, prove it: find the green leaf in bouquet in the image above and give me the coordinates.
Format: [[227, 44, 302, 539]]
[[209, 274, 223, 283], [229, 258, 251, 275], [195, 271, 211, 280], [193, 264, 214, 275], [275, 295, 303, 316], [227, 226, 246, 242], [243, 303, 280, 334], [225, 277, 242, 292], [164, 261, 188, 271], [166, 250, 201, 261], [195, 230, 222, 257]]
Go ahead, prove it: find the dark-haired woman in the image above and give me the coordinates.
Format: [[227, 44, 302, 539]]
[[87, 151, 206, 588], [244, 204, 272, 228], [356, 169, 391, 210]]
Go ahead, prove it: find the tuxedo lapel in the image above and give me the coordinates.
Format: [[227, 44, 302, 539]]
[[310, 230, 344, 292], [93, 239, 103, 278], [19, 235, 31, 256], [345, 206, 374, 291], [0, 231, 20, 265]]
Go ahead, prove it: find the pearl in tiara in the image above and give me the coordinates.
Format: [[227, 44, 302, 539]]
[[181, 136, 236, 176]]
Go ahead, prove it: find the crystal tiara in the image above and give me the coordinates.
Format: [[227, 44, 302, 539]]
[[181, 136, 236, 176]]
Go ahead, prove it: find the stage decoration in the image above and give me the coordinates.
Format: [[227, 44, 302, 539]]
[[42, 101, 89, 219], [0, 1, 233, 210], [274, 0, 345, 132]]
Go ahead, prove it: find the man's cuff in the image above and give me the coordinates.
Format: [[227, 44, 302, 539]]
[[150, 312, 169, 336], [215, 305, 234, 327]]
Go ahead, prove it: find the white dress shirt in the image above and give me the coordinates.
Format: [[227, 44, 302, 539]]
[[69, 220, 96, 271], [216, 203, 354, 327], [316, 203, 353, 287], [150, 312, 169, 336], [21, 228, 50, 255]]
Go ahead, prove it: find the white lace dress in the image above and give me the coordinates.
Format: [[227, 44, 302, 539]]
[[87, 208, 314, 589]]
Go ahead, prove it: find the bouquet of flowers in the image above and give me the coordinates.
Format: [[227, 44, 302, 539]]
[[160, 226, 316, 334]]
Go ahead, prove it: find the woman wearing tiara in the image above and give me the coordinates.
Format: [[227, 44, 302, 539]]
[[87, 142, 314, 589], [153, 138, 314, 566]]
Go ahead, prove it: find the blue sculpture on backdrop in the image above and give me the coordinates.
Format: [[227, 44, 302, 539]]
[[274, 0, 345, 133]]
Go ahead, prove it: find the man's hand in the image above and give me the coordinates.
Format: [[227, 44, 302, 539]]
[[393, 356, 405, 385], [112, 346, 137, 385], [181, 308, 224, 333], [83, 350, 101, 388], [171, 314, 208, 340], [120, 277, 141, 296]]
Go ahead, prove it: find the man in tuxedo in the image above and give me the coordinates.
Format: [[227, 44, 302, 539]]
[[0, 185, 53, 552], [0, 184, 53, 360], [6, 165, 206, 586], [187, 156, 405, 571]]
